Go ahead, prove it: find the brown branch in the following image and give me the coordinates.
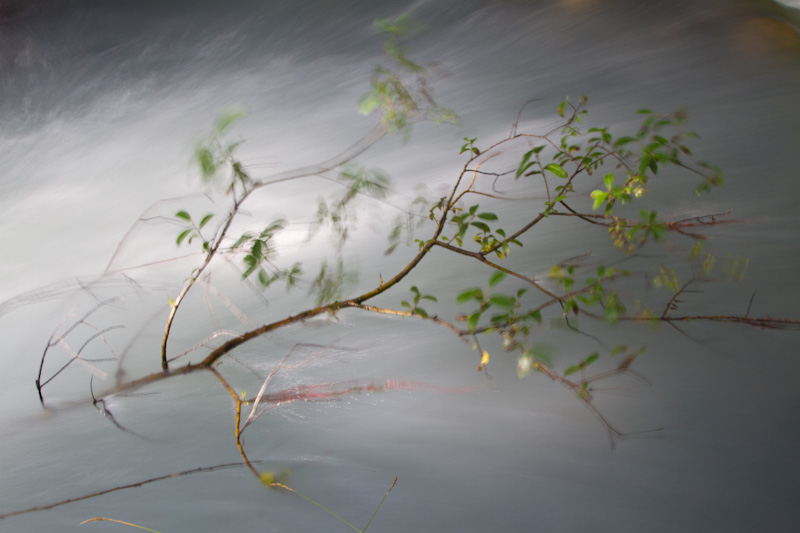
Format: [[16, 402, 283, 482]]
[[0, 462, 255, 520], [343, 303, 463, 337], [432, 239, 560, 301]]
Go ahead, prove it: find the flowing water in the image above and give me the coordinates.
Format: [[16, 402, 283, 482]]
[[1, 1, 800, 531]]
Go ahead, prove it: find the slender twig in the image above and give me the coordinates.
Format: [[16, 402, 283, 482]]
[[0, 463, 255, 519]]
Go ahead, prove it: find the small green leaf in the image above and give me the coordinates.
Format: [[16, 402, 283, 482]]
[[467, 313, 480, 332], [175, 210, 192, 222], [614, 136, 635, 147], [357, 91, 381, 115], [195, 147, 216, 180], [258, 269, 272, 288], [611, 345, 629, 357], [544, 163, 567, 178], [688, 240, 703, 260], [516, 149, 536, 179], [590, 190, 607, 211], [488, 271, 506, 288], [176, 229, 191, 246], [477, 212, 498, 221], [471, 221, 491, 233], [199, 213, 214, 229], [215, 109, 246, 134], [456, 288, 483, 304], [231, 233, 252, 250], [414, 307, 428, 318], [488, 294, 516, 309]]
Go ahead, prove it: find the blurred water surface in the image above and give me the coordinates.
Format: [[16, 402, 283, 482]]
[[1, 1, 799, 531]]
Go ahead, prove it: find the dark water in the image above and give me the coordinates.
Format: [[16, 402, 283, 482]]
[[2, 1, 800, 531]]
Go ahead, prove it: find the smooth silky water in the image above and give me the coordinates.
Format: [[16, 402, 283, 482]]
[[1, 1, 799, 531]]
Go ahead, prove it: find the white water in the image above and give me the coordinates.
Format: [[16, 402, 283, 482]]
[[2, 1, 800, 531]]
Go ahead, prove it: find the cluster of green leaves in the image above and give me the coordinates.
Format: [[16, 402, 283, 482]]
[[312, 164, 391, 245], [563, 352, 599, 378], [194, 109, 251, 194], [653, 265, 681, 294], [310, 259, 357, 307], [438, 97, 726, 380], [460, 137, 480, 156], [231, 220, 300, 290], [400, 285, 437, 317], [385, 186, 430, 255], [584, 109, 722, 251], [358, 15, 458, 134], [443, 204, 521, 257], [547, 264, 579, 315], [455, 272, 552, 376], [456, 272, 540, 333], [578, 265, 628, 323], [174, 210, 214, 251], [608, 209, 668, 253], [508, 98, 723, 256], [547, 264, 630, 322]]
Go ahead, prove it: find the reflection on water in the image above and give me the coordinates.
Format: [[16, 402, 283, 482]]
[[1, 1, 800, 531]]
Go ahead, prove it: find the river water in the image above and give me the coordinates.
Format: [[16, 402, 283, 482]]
[[1, 1, 800, 531]]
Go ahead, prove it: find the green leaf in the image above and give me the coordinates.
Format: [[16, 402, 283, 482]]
[[175, 210, 192, 222], [603, 173, 614, 189], [421, 295, 438, 303], [414, 307, 428, 318], [195, 147, 216, 180], [242, 261, 257, 280], [215, 109, 246, 134], [611, 345, 629, 357], [688, 240, 703, 260], [199, 213, 214, 229], [258, 269, 273, 288], [488, 293, 516, 309], [176, 229, 191, 246], [477, 212, 498, 221], [252, 239, 263, 259], [467, 312, 480, 332], [357, 91, 382, 115], [231, 233, 253, 250], [590, 190, 607, 211], [471, 221, 491, 233], [490, 313, 510, 325], [614, 136, 635, 147], [456, 288, 483, 304], [544, 163, 567, 178], [488, 271, 506, 288], [564, 365, 580, 377], [516, 149, 536, 179]]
